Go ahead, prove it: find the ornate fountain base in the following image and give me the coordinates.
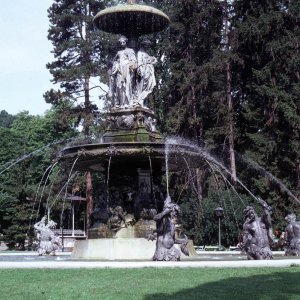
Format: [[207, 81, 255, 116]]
[[71, 238, 196, 260], [103, 106, 163, 143], [71, 238, 156, 260]]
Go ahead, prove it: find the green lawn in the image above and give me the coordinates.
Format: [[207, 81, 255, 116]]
[[0, 267, 300, 300]]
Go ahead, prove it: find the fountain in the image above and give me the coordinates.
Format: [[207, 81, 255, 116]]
[[58, 0, 199, 260], [55, 1, 299, 262]]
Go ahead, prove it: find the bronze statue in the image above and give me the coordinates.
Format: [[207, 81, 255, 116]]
[[284, 213, 300, 256], [148, 196, 189, 261], [242, 205, 273, 260]]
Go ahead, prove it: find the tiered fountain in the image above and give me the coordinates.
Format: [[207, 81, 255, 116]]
[[59, 0, 198, 260]]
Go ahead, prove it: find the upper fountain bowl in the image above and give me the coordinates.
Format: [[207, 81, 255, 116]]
[[93, 4, 170, 37]]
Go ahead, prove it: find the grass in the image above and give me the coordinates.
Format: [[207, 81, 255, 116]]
[[0, 267, 300, 300]]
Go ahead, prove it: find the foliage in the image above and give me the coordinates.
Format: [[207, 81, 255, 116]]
[[0, 110, 77, 248], [2, 0, 300, 248], [176, 184, 250, 247], [152, 0, 300, 243], [0, 110, 15, 128], [44, 0, 111, 137], [231, 0, 300, 216]]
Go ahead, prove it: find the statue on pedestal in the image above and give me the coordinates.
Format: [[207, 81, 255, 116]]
[[284, 213, 300, 256], [242, 204, 273, 260], [148, 196, 189, 261], [108, 36, 158, 110], [108, 36, 137, 107], [136, 39, 157, 106], [34, 216, 62, 256]]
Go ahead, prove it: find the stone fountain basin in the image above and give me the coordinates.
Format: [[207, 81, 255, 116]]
[[93, 4, 170, 37], [59, 142, 204, 172]]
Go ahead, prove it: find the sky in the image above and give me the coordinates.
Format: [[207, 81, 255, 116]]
[[0, 0, 55, 116]]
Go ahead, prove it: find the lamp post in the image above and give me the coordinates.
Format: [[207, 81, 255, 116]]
[[214, 206, 224, 250]]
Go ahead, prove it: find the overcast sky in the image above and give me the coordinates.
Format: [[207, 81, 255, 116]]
[[0, 0, 54, 116]]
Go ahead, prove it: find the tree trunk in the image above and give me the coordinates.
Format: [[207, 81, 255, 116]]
[[226, 61, 237, 184], [224, 0, 237, 184], [83, 76, 93, 229], [297, 159, 300, 196], [85, 171, 93, 229], [83, 77, 90, 139], [196, 168, 205, 208]]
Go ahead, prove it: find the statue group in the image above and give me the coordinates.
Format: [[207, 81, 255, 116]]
[[241, 198, 300, 259], [148, 196, 189, 261], [284, 213, 300, 256], [34, 216, 62, 256], [241, 200, 274, 260], [108, 36, 157, 109]]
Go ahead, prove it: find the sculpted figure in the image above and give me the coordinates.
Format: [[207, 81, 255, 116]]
[[144, 117, 157, 132], [34, 216, 62, 256], [108, 36, 137, 107], [108, 206, 127, 231], [149, 196, 189, 261], [284, 213, 300, 256], [242, 206, 273, 260], [121, 114, 135, 129], [136, 39, 157, 106]]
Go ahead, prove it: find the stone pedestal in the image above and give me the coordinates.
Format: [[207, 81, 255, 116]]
[[71, 238, 156, 260], [88, 224, 113, 239], [71, 238, 196, 260]]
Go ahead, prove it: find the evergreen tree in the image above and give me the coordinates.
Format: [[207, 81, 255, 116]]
[[0, 110, 15, 128], [44, 0, 109, 136], [154, 0, 223, 140], [45, 0, 113, 227], [231, 0, 300, 219]]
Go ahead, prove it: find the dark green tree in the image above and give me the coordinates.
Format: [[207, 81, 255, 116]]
[[154, 1, 223, 140], [0, 110, 76, 249], [0, 110, 15, 128], [44, 0, 114, 227], [44, 0, 110, 137], [231, 0, 300, 220]]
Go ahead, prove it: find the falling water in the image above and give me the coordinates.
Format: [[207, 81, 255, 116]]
[[106, 156, 112, 210], [44, 169, 61, 218], [33, 164, 54, 209], [27, 170, 79, 236], [242, 155, 300, 205], [206, 159, 246, 207], [165, 141, 170, 198], [166, 136, 259, 203], [165, 136, 300, 206], [36, 162, 58, 219], [49, 172, 79, 211], [0, 137, 78, 176], [183, 157, 201, 200], [27, 163, 56, 230], [60, 157, 79, 228], [148, 155, 157, 209]]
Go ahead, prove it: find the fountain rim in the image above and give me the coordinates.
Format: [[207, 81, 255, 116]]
[[60, 141, 204, 153], [59, 141, 207, 171], [93, 4, 170, 35], [94, 4, 170, 22]]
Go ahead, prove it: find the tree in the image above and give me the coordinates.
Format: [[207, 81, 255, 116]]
[[0, 110, 15, 128], [231, 0, 300, 220], [146, 1, 300, 242], [44, 0, 111, 136], [0, 110, 76, 249], [45, 0, 112, 227]]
